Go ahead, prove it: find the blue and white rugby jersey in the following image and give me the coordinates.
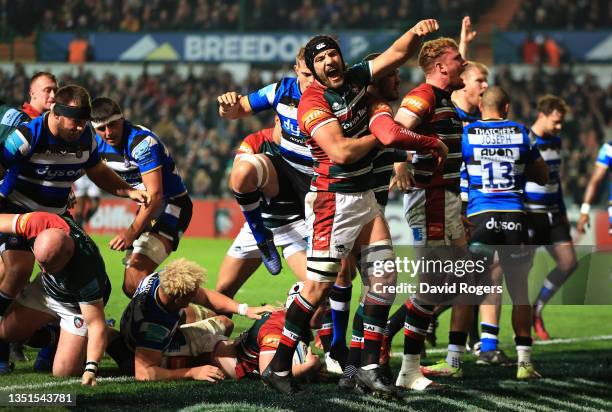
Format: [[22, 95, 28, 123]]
[[524, 132, 565, 213], [247, 77, 312, 175], [595, 141, 612, 222], [0, 113, 99, 214], [462, 119, 541, 217], [120, 272, 183, 352], [454, 105, 482, 203], [96, 121, 187, 199]]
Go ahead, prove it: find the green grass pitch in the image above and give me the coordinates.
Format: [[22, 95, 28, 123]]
[[0, 235, 611, 411]]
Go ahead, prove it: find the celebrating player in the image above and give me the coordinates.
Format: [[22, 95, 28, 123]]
[[262, 19, 440, 396]]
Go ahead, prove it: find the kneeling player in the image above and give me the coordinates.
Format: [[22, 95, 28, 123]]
[[0, 212, 110, 385]]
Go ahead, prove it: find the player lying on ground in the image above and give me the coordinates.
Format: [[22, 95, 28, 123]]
[[108, 258, 230, 382], [0, 212, 111, 385]]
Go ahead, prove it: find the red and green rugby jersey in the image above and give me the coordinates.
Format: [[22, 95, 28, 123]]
[[297, 62, 376, 193], [399, 83, 463, 192]]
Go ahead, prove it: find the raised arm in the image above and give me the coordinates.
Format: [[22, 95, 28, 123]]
[[458, 16, 477, 59], [370, 19, 439, 81]]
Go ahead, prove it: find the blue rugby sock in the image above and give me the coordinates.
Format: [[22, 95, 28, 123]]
[[330, 284, 352, 348]]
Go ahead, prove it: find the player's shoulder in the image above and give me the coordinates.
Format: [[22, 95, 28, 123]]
[[276, 77, 299, 94]]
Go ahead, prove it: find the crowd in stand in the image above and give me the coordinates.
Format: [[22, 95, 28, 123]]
[[511, 0, 610, 30], [0, 62, 609, 205], [4, 0, 488, 35]]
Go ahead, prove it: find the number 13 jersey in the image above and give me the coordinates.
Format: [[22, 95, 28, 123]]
[[462, 119, 542, 217]]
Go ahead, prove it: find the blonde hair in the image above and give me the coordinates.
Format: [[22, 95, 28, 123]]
[[418, 37, 459, 73], [462, 61, 489, 77], [159, 258, 206, 297]]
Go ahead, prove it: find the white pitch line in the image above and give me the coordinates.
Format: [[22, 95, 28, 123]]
[[0, 375, 133, 392], [391, 334, 612, 357]]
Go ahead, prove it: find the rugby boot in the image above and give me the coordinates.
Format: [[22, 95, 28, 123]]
[[256, 229, 282, 275], [354, 366, 401, 398], [396, 369, 444, 391], [261, 366, 302, 395], [516, 362, 542, 380], [477, 349, 514, 366], [421, 359, 463, 378], [10, 343, 28, 362], [533, 314, 551, 341]]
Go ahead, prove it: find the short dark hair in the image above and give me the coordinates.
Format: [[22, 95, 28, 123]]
[[54, 84, 91, 108], [481, 86, 510, 112], [30, 71, 57, 86], [536, 94, 569, 116], [91, 97, 122, 122]]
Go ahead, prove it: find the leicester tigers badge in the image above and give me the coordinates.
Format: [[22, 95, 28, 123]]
[[74, 316, 84, 329]]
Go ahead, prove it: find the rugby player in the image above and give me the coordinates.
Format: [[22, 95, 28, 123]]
[[0, 85, 149, 373], [379, 37, 471, 391], [341, 52, 445, 389], [577, 141, 612, 235], [261, 19, 441, 396], [219, 48, 353, 367], [22, 72, 57, 119], [0, 211, 111, 385], [461, 86, 548, 379], [115, 258, 227, 382], [217, 48, 313, 275], [525, 96, 577, 340], [90, 97, 193, 297], [211, 282, 321, 382]]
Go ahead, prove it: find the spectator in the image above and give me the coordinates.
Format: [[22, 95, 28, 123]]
[[68, 33, 92, 64]]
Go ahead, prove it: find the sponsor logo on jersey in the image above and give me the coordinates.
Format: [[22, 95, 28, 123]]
[[485, 217, 522, 232], [303, 108, 332, 132], [401, 95, 428, 114], [262, 334, 281, 348]]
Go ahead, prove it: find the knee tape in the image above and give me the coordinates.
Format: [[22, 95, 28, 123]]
[[306, 258, 341, 283], [359, 239, 396, 280], [237, 154, 269, 188], [133, 232, 169, 265]]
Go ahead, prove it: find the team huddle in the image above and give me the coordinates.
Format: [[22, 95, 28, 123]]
[[0, 16, 608, 399]]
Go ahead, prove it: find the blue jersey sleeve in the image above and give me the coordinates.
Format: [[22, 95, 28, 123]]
[[132, 135, 163, 174], [596, 143, 612, 169], [0, 128, 32, 197], [247, 83, 277, 113]]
